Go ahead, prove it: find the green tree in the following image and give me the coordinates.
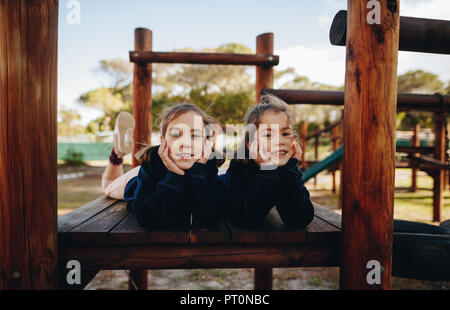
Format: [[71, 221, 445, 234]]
[[397, 70, 445, 93], [396, 70, 447, 130], [57, 107, 87, 137]]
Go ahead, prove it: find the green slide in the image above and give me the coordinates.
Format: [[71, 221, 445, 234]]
[[301, 146, 343, 183]]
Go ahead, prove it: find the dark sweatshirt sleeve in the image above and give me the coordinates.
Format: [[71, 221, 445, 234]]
[[226, 160, 282, 227], [276, 158, 315, 228], [129, 165, 191, 230], [185, 162, 227, 228]]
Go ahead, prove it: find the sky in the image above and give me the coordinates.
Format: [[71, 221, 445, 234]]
[[58, 0, 450, 124]]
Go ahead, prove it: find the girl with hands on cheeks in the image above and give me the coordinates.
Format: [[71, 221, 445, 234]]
[[123, 104, 227, 230], [220, 94, 314, 229]]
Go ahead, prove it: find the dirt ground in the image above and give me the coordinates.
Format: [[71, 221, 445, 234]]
[[58, 163, 450, 290]]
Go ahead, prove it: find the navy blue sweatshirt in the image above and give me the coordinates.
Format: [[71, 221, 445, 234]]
[[220, 158, 314, 228], [124, 146, 227, 230]]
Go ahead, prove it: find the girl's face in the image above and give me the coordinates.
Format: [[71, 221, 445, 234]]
[[162, 110, 206, 170], [255, 111, 295, 166]]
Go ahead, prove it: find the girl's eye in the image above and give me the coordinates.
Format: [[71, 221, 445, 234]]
[[192, 134, 201, 138], [283, 132, 293, 137], [264, 133, 271, 137], [171, 132, 180, 137]]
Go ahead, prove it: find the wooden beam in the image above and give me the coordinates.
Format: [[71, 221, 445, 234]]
[[0, 0, 59, 289], [130, 51, 279, 66], [340, 0, 399, 290], [130, 27, 152, 289], [433, 113, 446, 222], [263, 89, 450, 112], [330, 10, 450, 54]]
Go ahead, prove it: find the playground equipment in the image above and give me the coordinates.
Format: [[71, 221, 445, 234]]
[[1, 0, 449, 290]]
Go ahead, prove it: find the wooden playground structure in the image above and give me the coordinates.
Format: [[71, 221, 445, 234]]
[[1, 1, 449, 290]]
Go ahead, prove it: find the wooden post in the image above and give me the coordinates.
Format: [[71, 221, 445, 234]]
[[256, 33, 274, 104], [314, 136, 319, 188], [132, 27, 153, 167], [0, 0, 59, 289], [129, 27, 152, 290], [433, 113, 445, 222], [255, 32, 274, 290], [339, 110, 344, 210], [340, 0, 399, 290], [411, 124, 420, 192], [332, 126, 339, 193], [254, 268, 273, 290], [301, 122, 308, 171]]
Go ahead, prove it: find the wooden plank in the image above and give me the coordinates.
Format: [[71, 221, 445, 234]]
[[0, 0, 59, 289], [67, 201, 129, 244], [58, 196, 119, 233], [190, 220, 231, 244], [262, 207, 306, 244], [129, 51, 279, 66], [108, 208, 189, 245], [305, 216, 340, 244], [397, 146, 434, 154], [228, 221, 269, 244], [59, 243, 340, 270], [109, 212, 152, 244], [312, 203, 341, 229]]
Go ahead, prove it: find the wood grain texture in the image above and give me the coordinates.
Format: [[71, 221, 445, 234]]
[[130, 51, 279, 66], [59, 243, 340, 270], [132, 28, 152, 167], [340, 0, 399, 290], [330, 10, 450, 54], [433, 113, 446, 222], [263, 89, 449, 111], [255, 33, 274, 104], [0, 0, 59, 289]]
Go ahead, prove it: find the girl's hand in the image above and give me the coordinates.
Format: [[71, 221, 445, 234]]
[[158, 139, 185, 175], [197, 139, 213, 164], [292, 141, 303, 162], [249, 134, 273, 167]]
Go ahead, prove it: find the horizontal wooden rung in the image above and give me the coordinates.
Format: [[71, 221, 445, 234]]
[[263, 89, 450, 112], [129, 51, 279, 66]]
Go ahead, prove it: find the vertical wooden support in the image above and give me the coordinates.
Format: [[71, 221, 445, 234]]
[[338, 111, 344, 210], [254, 268, 273, 290], [129, 27, 152, 290], [132, 27, 153, 167], [433, 113, 445, 222], [301, 122, 308, 171], [256, 33, 274, 104], [314, 136, 319, 188], [411, 124, 420, 192], [255, 32, 274, 290], [332, 126, 339, 193], [0, 0, 59, 289], [340, 0, 399, 289]]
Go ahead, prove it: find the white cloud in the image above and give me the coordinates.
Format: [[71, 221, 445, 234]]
[[277, 0, 450, 87], [401, 0, 450, 19], [275, 45, 346, 87]]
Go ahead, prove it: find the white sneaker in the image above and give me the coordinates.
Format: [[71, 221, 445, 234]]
[[114, 112, 135, 156]]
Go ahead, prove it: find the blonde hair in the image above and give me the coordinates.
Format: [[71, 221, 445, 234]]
[[136, 103, 222, 165]]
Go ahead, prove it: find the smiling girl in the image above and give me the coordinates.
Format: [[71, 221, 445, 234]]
[[101, 104, 227, 229], [221, 94, 314, 228]]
